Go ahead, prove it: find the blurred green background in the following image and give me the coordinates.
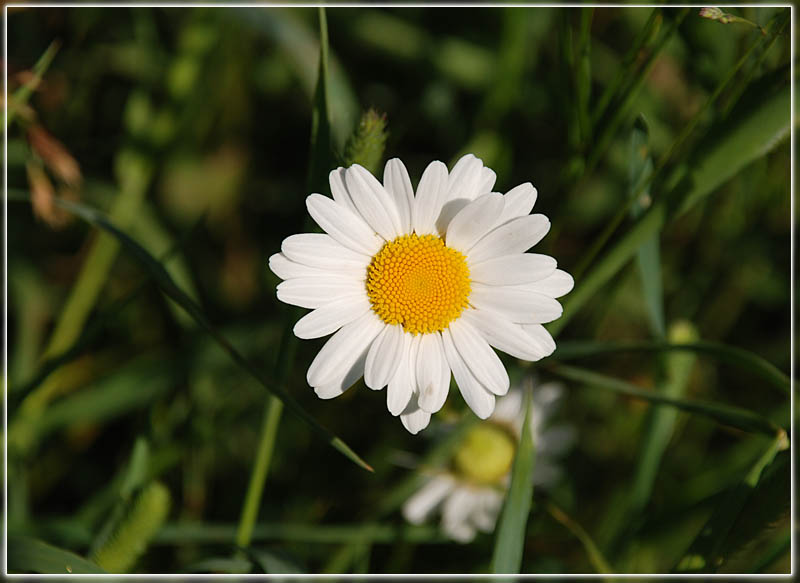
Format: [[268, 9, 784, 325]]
[[6, 5, 791, 575]]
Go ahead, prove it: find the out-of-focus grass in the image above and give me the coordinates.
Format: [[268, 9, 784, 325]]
[[6, 5, 791, 575]]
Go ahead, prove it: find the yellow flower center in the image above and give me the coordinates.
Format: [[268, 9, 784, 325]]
[[453, 423, 517, 485], [366, 233, 471, 335]]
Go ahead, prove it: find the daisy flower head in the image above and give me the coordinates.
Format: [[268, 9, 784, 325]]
[[402, 381, 575, 542], [269, 154, 573, 434]]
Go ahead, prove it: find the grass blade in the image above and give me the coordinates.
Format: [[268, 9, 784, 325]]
[[8, 536, 106, 574], [6, 40, 60, 126], [13, 195, 372, 472], [553, 340, 790, 395], [674, 437, 789, 573], [491, 383, 535, 574], [552, 82, 790, 336], [546, 501, 613, 574], [547, 363, 783, 436], [629, 115, 664, 338]]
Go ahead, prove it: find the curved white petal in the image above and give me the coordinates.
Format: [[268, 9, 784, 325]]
[[346, 164, 403, 240], [478, 167, 497, 195], [469, 253, 557, 286], [462, 309, 553, 361], [526, 269, 575, 298], [491, 389, 524, 425], [281, 233, 370, 271], [312, 337, 373, 400], [293, 295, 371, 339], [471, 489, 503, 532], [403, 475, 455, 524], [364, 324, 405, 390], [329, 167, 356, 213], [383, 158, 414, 233], [442, 328, 496, 418], [467, 214, 550, 264], [448, 318, 509, 396], [446, 154, 484, 202], [442, 487, 479, 543], [400, 395, 432, 434], [276, 278, 365, 309], [416, 332, 450, 414], [445, 193, 505, 254], [387, 334, 418, 415], [306, 194, 383, 255], [521, 324, 557, 357], [306, 311, 384, 388], [412, 160, 449, 235], [470, 284, 563, 324], [494, 182, 537, 227], [270, 252, 361, 281]]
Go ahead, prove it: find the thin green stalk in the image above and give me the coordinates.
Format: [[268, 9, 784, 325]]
[[591, 9, 661, 126], [576, 8, 593, 147], [547, 363, 783, 436], [235, 396, 283, 549], [573, 11, 784, 283], [586, 8, 689, 174], [7, 40, 60, 127], [547, 501, 613, 575]]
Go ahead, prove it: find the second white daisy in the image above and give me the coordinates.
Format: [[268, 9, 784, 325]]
[[269, 154, 573, 433]]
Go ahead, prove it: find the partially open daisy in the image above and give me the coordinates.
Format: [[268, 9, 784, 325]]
[[402, 381, 576, 542], [269, 154, 573, 433]]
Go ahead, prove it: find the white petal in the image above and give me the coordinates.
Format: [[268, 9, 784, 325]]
[[416, 332, 450, 414], [270, 252, 330, 281], [445, 193, 505, 254], [276, 278, 364, 309], [492, 389, 524, 424], [448, 318, 509, 396], [346, 164, 403, 240], [329, 167, 356, 212], [527, 269, 575, 298], [412, 160, 449, 235], [312, 334, 375, 400], [387, 334, 417, 415], [478, 167, 497, 195], [364, 324, 405, 390], [472, 489, 503, 532], [293, 295, 370, 339], [306, 194, 383, 256], [470, 284, 563, 324], [383, 158, 414, 233], [400, 395, 432, 434], [441, 328, 496, 418], [306, 312, 384, 388], [402, 475, 455, 524], [521, 324, 557, 358], [462, 309, 553, 361], [494, 182, 537, 227], [442, 487, 479, 543], [281, 233, 370, 271], [469, 254, 557, 286], [467, 214, 550, 264], [446, 154, 484, 202]]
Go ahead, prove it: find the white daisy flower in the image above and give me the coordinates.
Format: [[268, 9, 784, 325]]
[[403, 382, 575, 542], [269, 154, 573, 433]]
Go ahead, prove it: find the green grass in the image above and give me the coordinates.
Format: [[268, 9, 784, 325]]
[[6, 5, 791, 575]]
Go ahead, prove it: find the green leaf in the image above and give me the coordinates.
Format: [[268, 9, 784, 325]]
[[8, 536, 106, 574], [553, 339, 790, 395], [674, 438, 789, 573], [553, 82, 790, 337], [491, 384, 535, 574], [547, 363, 783, 436], [546, 501, 613, 574], [155, 522, 445, 545], [9, 194, 372, 472], [629, 115, 665, 338]]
